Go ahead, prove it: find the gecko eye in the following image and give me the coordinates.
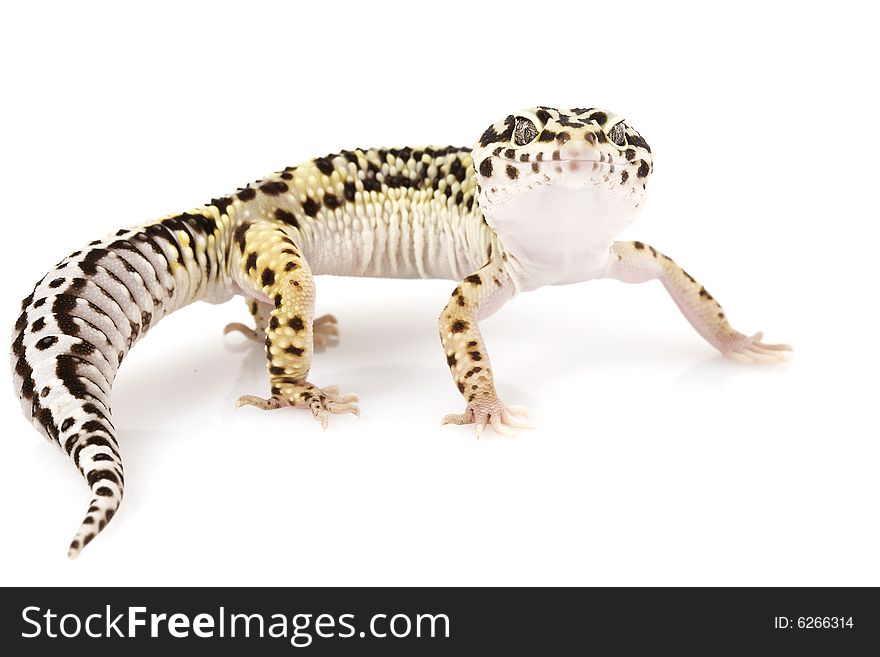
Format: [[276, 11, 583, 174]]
[[608, 123, 627, 147], [513, 117, 538, 145]]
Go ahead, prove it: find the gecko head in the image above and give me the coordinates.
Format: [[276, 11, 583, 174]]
[[472, 107, 653, 220]]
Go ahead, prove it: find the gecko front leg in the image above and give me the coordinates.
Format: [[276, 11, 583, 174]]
[[605, 241, 792, 362], [224, 299, 340, 352], [232, 220, 358, 428], [439, 256, 533, 437]]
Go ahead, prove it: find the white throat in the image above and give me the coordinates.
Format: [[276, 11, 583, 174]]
[[484, 184, 641, 291]]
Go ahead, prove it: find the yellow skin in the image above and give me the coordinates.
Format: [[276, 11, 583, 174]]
[[220, 107, 789, 435], [13, 106, 790, 557]]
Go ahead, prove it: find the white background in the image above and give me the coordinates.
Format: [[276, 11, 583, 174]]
[[1, 1, 877, 586]]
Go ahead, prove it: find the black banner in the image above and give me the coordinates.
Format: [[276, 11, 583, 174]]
[[1, 587, 877, 654]]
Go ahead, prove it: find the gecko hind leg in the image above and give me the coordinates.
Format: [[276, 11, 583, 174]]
[[231, 220, 358, 429]]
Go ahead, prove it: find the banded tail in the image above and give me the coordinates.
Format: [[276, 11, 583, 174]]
[[10, 202, 236, 557]]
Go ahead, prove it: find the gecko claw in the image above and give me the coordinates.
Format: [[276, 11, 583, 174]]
[[237, 384, 360, 428], [724, 332, 793, 364], [441, 401, 532, 437]]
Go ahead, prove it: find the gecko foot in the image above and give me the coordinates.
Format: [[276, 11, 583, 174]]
[[723, 332, 793, 364], [237, 384, 359, 430], [442, 400, 533, 438], [312, 314, 340, 353], [223, 322, 261, 341]]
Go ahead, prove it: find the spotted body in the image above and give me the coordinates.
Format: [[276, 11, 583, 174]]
[[10, 107, 790, 557]]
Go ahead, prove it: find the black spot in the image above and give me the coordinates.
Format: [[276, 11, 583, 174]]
[[314, 157, 334, 175], [450, 158, 467, 182], [536, 108, 551, 124], [451, 320, 468, 333], [270, 366, 286, 375], [343, 182, 356, 201], [36, 336, 58, 350], [33, 297, 46, 308], [280, 172, 293, 180], [479, 158, 493, 177], [261, 269, 275, 287], [61, 417, 75, 432], [275, 208, 300, 229], [211, 197, 233, 215], [71, 340, 95, 356], [465, 274, 482, 285], [245, 252, 257, 271], [238, 187, 257, 201], [457, 382, 465, 393], [64, 433, 80, 454], [285, 345, 304, 356], [87, 470, 119, 487], [634, 241, 645, 250], [468, 351, 482, 361], [467, 340, 477, 347], [505, 165, 518, 180], [289, 316, 304, 331], [637, 161, 650, 178], [260, 181, 289, 196], [32, 317, 46, 332], [233, 223, 250, 252], [626, 131, 652, 152], [323, 193, 339, 209], [49, 278, 65, 288], [285, 262, 296, 272], [94, 486, 114, 497], [479, 125, 501, 147], [446, 354, 457, 366], [537, 130, 556, 142], [269, 316, 279, 330], [624, 148, 636, 161], [621, 171, 629, 184], [588, 111, 608, 125], [302, 198, 320, 217]]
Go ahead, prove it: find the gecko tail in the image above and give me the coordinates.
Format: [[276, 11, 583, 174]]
[[11, 204, 233, 558], [68, 470, 124, 559]]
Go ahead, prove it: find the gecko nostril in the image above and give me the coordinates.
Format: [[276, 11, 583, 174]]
[[556, 131, 570, 144], [586, 133, 597, 144]]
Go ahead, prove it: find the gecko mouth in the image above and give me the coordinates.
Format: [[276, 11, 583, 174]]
[[491, 155, 629, 172]]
